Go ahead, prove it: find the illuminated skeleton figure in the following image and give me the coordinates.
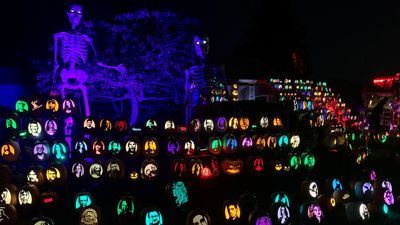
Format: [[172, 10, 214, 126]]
[[185, 35, 228, 123], [53, 4, 126, 116]]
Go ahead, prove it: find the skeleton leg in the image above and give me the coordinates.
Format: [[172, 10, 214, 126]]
[[80, 85, 90, 116], [60, 84, 66, 99]]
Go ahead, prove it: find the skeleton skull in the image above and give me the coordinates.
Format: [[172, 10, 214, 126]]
[[67, 4, 83, 29]]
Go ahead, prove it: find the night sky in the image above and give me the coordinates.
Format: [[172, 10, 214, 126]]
[[2, 0, 400, 105]]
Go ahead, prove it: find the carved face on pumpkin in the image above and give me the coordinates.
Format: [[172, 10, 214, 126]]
[[221, 159, 243, 175]]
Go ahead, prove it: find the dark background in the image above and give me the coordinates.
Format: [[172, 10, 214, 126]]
[[2, 0, 400, 106]]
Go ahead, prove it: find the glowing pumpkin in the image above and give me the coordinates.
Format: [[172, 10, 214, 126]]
[[117, 195, 135, 222], [221, 159, 243, 175], [92, 140, 105, 156], [223, 200, 241, 222], [240, 135, 253, 151], [259, 116, 269, 128], [267, 136, 277, 150], [186, 209, 211, 225], [45, 163, 67, 185], [18, 184, 40, 207], [182, 137, 196, 156], [145, 119, 158, 132], [108, 140, 122, 155], [28, 120, 42, 137], [209, 137, 222, 155], [45, 99, 60, 113], [143, 137, 159, 157], [26, 167, 45, 186], [164, 120, 176, 131], [203, 119, 214, 132], [80, 206, 101, 225], [222, 134, 238, 154], [89, 162, 104, 179], [0, 184, 18, 205], [248, 156, 264, 174], [51, 141, 68, 161], [75, 192, 94, 210], [172, 158, 187, 178], [32, 217, 55, 225], [216, 117, 227, 132], [228, 117, 239, 130], [254, 135, 267, 151], [140, 159, 159, 181], [62, 98, 76, 114], [189, 119, 201, 133], [106, 158, 125, 180], [99, 119, 113, 132], [0, 141, 20, 162], [239, 117, 250, 131], [44, 119, 58, 136], [166, 136, 181, 155], [300, 203, 324, 224], [115, 119, 128, 133], [15, 99, 29, 113], [71, 161, 87, 179], [125, 138, 140, 156], [188, 159, 204, 178], [248, 210, 272, 225], [83, 118, 96, 130], [345, 202, 370, 223], [73, 139, 89, 156], [142, 208, 164, 225]]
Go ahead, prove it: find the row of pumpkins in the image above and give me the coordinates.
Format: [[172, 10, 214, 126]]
[[0, 131, 305, 162], [0, 169, 396, 225]]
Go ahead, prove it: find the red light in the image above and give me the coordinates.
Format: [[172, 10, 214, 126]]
[[43, 197, 54, 204], [201, 167, 212, 178], [373, 76, 394, 89]]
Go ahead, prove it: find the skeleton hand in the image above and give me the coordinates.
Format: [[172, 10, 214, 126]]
[[114, 64, 127, 76]]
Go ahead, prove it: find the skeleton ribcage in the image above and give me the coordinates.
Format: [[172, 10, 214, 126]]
[[60, 33, 89, 69]]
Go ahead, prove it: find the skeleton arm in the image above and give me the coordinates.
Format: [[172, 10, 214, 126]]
[[53, 33, 61, 82], [88, 38, 127, 75]]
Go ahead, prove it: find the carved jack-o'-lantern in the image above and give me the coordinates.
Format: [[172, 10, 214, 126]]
[[190, 119, 201, 133], [216, 117, 227, 132], [188, 159, 204, 178], [166, 137, 181, 155], [228, 117, 239, 130], [301, 152, 316, 170], [209, 137, 222, 155], [345, 202, 370, 223], [172, 158, 186, 178], [44, 119, 58, 136], [71, 161, 87, 180], [221, 159, 243, 175], [274, 161, 283, 172], [240, 135, 253, 151], [182, 138, 196, 156], [16, 99, 29, 113], [186, 209, 211, 225], [89, 162, 104, 179], [108, 141, 122, 155], [125, 138, 140, 156], [0, 203, 17, 225], [99, 119, 112, 132], [83, 118, 96, 130], [1, 141, 20, 162], [32, 217, 55, 225], [300, 203, 324, 224], [239, 117, 250, 131], [273, 192, 290, 207], [255, 135, 267, 151], [75, 192, 94, 210], [273, 116, 283, 127], [62, 98, 76, 114], [278, 135, 289, 148], [45, 99, 60, 113], [0, 184, 18, 205], [117, 195, 135, 222], [203, 119, 214, 133], [115, 119, 128, 133], [26, 167, 45, 186], [289, 135, 300, 149], [288, 154, 301, 170], [164, 120, 176, 131], [106, 158, 125, 180], [260, 116, 269, 128], [73, 139, 89, 156], [80, 206, 101, 225], [18, 185, 40, 207], [267, 136, 277, 150], [223, 200, 241, 222], [46, 164, 67, 185], [142, 208, 164, 225], [28, 121, 42, 137], [141, 159, 159, 181], [92, 140, 105, 156], [145, 119, 158, 132], [51, 141, 68, 161], [223, 134, 238, 154], [248, 156, 264, 174], [143, 137, 159, 157]]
